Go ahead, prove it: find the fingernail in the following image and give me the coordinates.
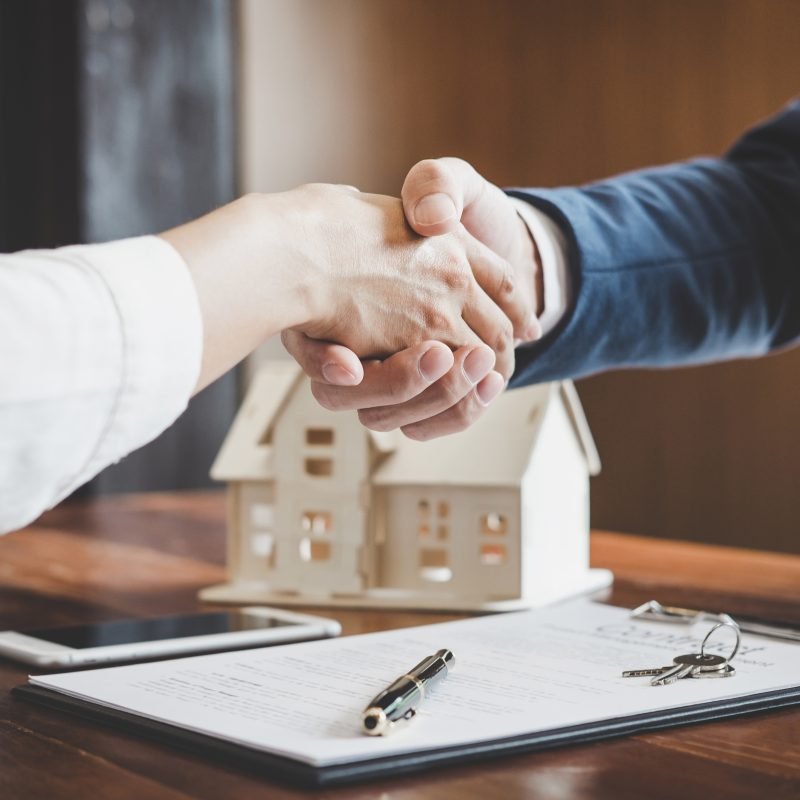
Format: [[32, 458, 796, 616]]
[[476, 371, 505, 406], [322, 362, 358, 385], [418, 345, 452, 382], [463, 347, 496, 384], [413, 193, 457, 226]]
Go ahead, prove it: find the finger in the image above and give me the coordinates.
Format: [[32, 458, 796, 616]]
[[281, 330, 364, 386], [401, 370, 506, 441], [461, 231, 540, 342], [460, 279, 516, 381], [401, 157, 486, 237], [310, 341, 454, 412], [358, 345, 495, 432]]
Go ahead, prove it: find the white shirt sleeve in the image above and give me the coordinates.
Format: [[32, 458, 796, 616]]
[[0, 236, 202, 534], [510, 198, 572, 337]]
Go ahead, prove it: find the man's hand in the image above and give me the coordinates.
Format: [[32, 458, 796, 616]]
[[287, 183, 531, 381], [283, 160, 542, 440]]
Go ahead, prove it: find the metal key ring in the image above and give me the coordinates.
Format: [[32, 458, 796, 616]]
[[700, 619, 741, 664]]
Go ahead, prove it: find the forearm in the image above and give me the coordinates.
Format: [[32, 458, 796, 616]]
[[161, 191, 319, 392], [508, 101, 800, 386]]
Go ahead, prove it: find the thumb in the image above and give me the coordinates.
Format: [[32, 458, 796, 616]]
[[281, 330, 365, 386], [403, 158, 522, 264], [401, 158, 496, 238], [401, 158, 468, 236]]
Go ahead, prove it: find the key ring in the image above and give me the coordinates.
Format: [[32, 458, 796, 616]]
[[700, 618, 741, 664]]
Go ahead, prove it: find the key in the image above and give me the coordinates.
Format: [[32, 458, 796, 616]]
[[690, 664, 736, 679], [622, 653, 728, 683], [651, 653, 727, 685], [622, 666, 675, 678]]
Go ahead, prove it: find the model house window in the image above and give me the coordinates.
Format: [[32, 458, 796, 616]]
[[417, 498, 430, 539], [436, 501, 449, 540], [480, 542, 507, 566], [304, 457, 333, 476], [249, 502, 276, 567], [250, 532, 276, 567], [305, 427, 334, 446], [249, 503, 274, 528], [304, 426, 334, 476], [301, 511, 333, 535], [419, 548, 452, 582], [299, 537, 331, 562], [480, 512, 508, 535]]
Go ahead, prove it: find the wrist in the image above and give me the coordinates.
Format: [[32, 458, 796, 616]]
[[159, 191, 321, 390], [268, 184, 339, 334], [510, 197, 572, 339]]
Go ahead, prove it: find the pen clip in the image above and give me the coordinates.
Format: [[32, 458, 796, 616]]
[[362, 706, 417, 736], [385, 707, 417, 735], [631, 600, 732, 626]]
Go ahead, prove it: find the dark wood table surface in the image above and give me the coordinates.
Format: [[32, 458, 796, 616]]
[[1, 491, 798, 799]]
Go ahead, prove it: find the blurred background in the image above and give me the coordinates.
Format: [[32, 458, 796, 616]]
[[1, 0, 798, 553]]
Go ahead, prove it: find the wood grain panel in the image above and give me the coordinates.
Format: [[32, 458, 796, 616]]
[[240, 0, 800, 552]]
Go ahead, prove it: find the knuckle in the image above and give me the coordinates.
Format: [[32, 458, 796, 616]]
[[493, 320, 514, 354], [414, 158, 449, 187], [497, 265, 515, 298], [444, 264, 471, 293], [422, 307, 454, 338]]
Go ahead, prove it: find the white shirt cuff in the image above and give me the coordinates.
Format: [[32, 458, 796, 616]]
[[511, 197, 572, 337], [55, 235, 203, 495]]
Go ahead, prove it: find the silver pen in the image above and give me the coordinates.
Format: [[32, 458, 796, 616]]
[[631, 600, 800, 643], [362, 648, 455, 736]]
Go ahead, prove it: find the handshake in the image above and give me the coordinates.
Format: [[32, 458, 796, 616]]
[[249, 158, 544, 442]]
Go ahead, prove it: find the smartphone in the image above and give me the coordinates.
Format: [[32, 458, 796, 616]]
[[0, 607, 341, 667]]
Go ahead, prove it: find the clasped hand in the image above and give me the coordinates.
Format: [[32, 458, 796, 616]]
[[284, 159, 542, 441]]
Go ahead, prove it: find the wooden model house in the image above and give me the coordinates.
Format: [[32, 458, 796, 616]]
[[201, 362, 612, 611]]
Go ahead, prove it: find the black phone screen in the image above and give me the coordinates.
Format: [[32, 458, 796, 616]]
[[24, 612, 295, 649]]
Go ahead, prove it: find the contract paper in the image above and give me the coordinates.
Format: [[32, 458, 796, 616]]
[[29, 601, 800, 767]]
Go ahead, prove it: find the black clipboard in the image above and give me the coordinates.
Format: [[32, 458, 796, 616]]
[[13, 683, 800, 789]]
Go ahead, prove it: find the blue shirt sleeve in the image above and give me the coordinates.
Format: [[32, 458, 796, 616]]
[[507, 98, 800, 387]]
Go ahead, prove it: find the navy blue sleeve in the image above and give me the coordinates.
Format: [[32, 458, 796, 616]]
[[507, 99, 800, 387]]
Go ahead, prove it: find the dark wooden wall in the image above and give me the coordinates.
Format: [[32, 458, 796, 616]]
[[241, 0, 800, 553]]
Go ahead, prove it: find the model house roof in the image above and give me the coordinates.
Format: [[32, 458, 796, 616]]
[[212, 361, 600, 485], [210, 361, 398, 481], [371, 381, 600, 488]]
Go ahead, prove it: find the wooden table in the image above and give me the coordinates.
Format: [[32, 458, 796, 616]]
[[1, 491, 798, 799]]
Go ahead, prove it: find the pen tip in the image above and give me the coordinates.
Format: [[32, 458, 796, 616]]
[[362, 708, 387, 736]]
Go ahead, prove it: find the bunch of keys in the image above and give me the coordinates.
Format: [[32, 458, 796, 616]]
[[623, 619, 740, 686]]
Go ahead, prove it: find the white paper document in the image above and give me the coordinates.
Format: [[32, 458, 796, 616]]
[[29, 601, 800, 767]]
